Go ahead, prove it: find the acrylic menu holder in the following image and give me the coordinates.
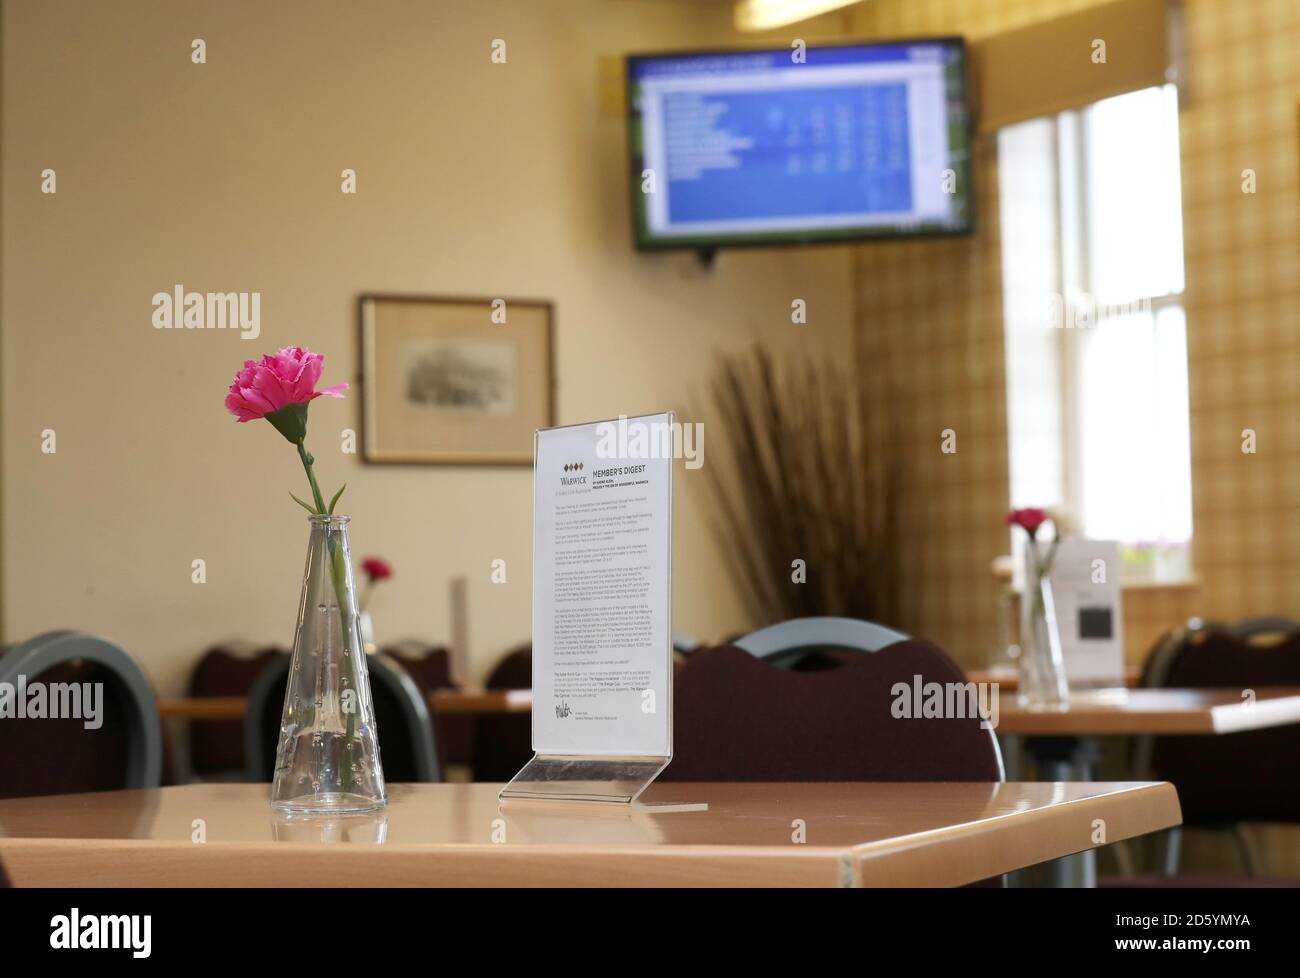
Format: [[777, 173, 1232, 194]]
[[499, 754, 673, 806], [500, 413, 703, 812]]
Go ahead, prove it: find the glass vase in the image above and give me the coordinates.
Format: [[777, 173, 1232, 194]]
[[358, 611, 376, 654], [271, 514, 386, 814], [1018, 574, 1070, 709]]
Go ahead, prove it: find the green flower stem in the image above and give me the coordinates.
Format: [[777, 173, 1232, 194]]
[[297, 438, 358, 795], [297, 442, 327, 514], [328, 535, 359, 794], [1027, 534, 1061, 616]]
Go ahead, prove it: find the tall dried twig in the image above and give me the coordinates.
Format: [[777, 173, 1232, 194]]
[[696, 345, 900, 628]]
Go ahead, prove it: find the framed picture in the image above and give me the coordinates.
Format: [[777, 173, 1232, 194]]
[[360, 294, 554, 464]]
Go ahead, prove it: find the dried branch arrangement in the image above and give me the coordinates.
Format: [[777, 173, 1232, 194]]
[[698, 345, 901, 629]]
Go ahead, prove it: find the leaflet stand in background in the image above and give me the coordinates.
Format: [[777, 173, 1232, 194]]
[[1033, 538, 1126, 692], [500, 412, 704, 812]]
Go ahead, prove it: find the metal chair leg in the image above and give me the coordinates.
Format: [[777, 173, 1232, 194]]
[[1162, 826, 1182, 876], [1232, 824, 1259, 877]]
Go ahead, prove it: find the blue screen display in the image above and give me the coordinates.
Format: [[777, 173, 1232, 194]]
[[662, 84, 912, 223], [628, 40, 971, 248]]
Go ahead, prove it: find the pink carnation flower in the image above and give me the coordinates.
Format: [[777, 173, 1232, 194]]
[[1006, 507, 1049, 538], [225, 346, 348, 423], [225, 345, 348, 516], [361, 557, 393, 582]]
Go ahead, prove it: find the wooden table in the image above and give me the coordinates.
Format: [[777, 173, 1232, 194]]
[[967, 664, 1142, 690], [0, 780, 1180, 887], [997, 687, 1300, 736], [996, 686, 1300, 886], [157, 689, 533, 721]]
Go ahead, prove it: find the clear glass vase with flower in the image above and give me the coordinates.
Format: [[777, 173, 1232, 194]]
[[1006, 507, 1070, 709], [226, 347, 386, 813]]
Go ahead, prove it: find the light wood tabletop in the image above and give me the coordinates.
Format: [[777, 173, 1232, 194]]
[[0, 780, 1180, 887], [156, 689, 532, 721], [996, 687, 1300, 735], [157, 696, 249, 720], [966, 665, 1141, 690]]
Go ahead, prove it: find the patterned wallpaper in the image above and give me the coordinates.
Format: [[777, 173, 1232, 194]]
[[854, 133, 1011, 665], [1179, 0, 1300, 623], [849, 0, 1300, 666]]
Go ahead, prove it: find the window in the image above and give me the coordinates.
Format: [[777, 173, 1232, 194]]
[[1000, 84, 1192, 578]]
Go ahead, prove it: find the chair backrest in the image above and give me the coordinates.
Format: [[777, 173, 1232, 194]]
[[0, 631, 161, 796], [472, 644, 533, 782], [384, 642, 454, 689], [662, 642, 1004, 782], [484, 644, 533, 689], [188, 643, 284, 775], [383, 643, 475, 769], [1146, 625, 1300, 824], [734, 616, 910, 669], [671, 633, 701, 655], [382, 638, 442, 660], [244, 652, 441, 783]]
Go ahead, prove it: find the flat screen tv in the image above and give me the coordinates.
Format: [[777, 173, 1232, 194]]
[[626, 38, 973, 251]]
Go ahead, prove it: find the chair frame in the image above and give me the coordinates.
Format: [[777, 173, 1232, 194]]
[[244, 652, 441, 782], [734, 616, 909, 665], [0, 630, 162, 789]]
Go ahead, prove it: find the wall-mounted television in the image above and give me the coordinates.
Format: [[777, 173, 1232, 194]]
[[626, 38, 973, 251]]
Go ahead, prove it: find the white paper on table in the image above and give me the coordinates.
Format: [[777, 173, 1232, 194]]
[[531, 413, 673, 757], [1037, 538, 1126, 686]]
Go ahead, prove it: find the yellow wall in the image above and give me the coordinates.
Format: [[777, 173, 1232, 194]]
[[1179, 0, 1300, 622], [0, 0, 856, 693]]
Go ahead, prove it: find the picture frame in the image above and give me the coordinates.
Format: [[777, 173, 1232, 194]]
[[360, 294, 555, 465]]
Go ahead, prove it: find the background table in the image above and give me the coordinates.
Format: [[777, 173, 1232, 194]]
[[998, 687, 1300, 736], [967, 664, 1141, 690], [0, 781, 1180, 887], [157, 689, 533, 720], [997, 687, 1300, 886]]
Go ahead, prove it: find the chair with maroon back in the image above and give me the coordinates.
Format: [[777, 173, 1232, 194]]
[[188, 643, 284, 778], [662, 621, 1006, 886], [664, 623, 1002, 783], [471, 644, 533, 782], [1139, 621, 1300, 880], [0, 631, 162, 799]]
